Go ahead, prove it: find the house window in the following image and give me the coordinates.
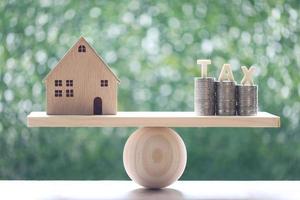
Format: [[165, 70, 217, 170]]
[[101, 80, 108, 87], [78, 45, 86, 53], [66, 80, 73, 87], [55, 90, 62, 97], [66, 89, 74, 97], [55, 80, 62, 86]]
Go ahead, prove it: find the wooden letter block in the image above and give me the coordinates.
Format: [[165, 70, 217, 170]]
[[197, 59, 211, 78], [218, 64, 235, 82], [241, 66, 255, 86]]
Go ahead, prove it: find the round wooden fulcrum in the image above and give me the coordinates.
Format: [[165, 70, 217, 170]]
[[123, 127, 187, 189]]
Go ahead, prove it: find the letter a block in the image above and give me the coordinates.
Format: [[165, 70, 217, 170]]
[[218, 64, 235, 82]]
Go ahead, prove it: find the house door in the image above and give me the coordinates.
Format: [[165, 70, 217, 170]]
[[93, 97, 102, 115]]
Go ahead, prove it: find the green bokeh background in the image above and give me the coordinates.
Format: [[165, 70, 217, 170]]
[[1, 0, 299, 179]]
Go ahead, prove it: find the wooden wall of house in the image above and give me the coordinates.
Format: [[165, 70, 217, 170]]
[[45, 38, 118, 115]]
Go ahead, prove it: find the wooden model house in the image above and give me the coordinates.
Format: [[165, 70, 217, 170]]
[[44, 37, 120, 115]]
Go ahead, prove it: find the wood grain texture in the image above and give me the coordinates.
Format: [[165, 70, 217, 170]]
[[123, 127, 187, 188], [27, 111, 280, 128], [44, 37, 119, 115]]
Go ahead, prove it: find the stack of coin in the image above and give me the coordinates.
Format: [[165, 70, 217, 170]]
[[236, 85, 258, 115], [194, 77, 215, 115], [216, 81, 236, 115]]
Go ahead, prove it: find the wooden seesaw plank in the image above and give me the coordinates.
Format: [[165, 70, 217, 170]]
[[27, 112, 280, 128]]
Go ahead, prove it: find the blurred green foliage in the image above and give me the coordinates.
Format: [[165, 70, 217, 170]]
[[1, 0, 300, 180]]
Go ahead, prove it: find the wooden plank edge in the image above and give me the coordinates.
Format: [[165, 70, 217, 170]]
[[27, 112, 281, 128], [27, 119, 280, 128]]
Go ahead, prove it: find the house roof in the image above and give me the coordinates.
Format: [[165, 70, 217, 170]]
[[44, 36, 120, 83]]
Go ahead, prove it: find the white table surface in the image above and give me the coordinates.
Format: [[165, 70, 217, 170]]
[[0, 181, 299, 200]]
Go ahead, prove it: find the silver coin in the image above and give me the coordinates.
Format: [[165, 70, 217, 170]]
[[236, 85, 258, 116], [194, 77, 216, 116], [238, 103, 257, 106], [217, 110, 236, 115], [237, 110, 257, 116], [216, 81, 236, 116]]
